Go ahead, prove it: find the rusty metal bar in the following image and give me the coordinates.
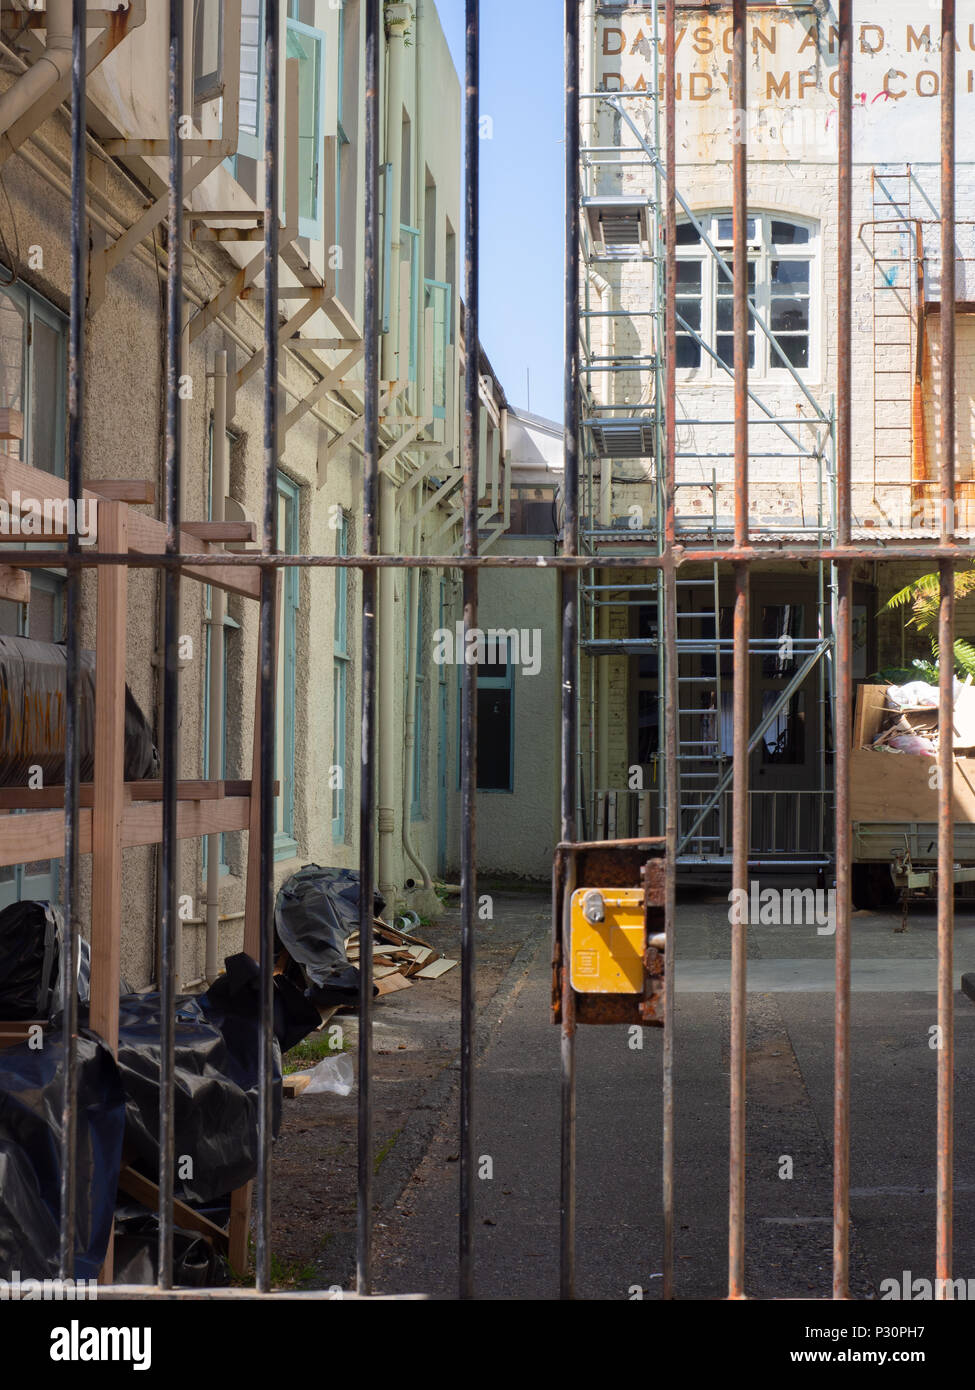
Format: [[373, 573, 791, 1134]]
[[255, 0, 280, 1297], [832, 0, 853, 1303], [356, 0, 381, 1298], [459, 0, 479, 1302], [58, 0, 87, 1283], [728, 0, 749, 1302], [560, 0, 581, 1302], [661, 0, 677, 1304], [157, 0, 185, 1291], [936, 0, 956, 1297]]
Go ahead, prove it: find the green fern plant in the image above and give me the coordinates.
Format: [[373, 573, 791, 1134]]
[[883, 571, 975, 678]]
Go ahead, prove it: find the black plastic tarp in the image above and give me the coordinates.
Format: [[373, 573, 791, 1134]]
[[0, 633, 158, 786], [115, 968, 283, 1204], [112, 1206, 231, 1287], [274, 864, 384, 1008], [0, 900, 90, 1020], [0, 1030, 125, 1280]]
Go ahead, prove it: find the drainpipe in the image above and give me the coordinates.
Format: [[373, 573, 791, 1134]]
[[402, 492, 434, 894], [382, 3, 413, 382], [377, 3, 414, 909], [205, 351, 228, 983], [0, 0, 73, 136]]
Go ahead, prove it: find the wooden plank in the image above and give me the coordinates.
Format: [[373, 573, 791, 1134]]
[[90, 504, 126, 1057], [0, 797, 252, 867], [117, 1166, 230, 1255], [374, 972, 413, 996], [0, 779, 268, 810], [0, 450, 260, 599], [415, 957, 459, 980], [0, 565, 29, 603], [283, 1073, 312, 1097], [182, 521, 256, 543], [87, 481, 156, 505], [0, 407, 24, 440]]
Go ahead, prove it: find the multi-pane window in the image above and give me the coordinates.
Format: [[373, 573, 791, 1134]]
[[234, 0, 327, 242], [237, 0, 263, 158], [193, 0, 223, 108], [675, 212, 816, 377], [286, 12, 326, 239], [336, 1, 359, 311], [332, 514, 350, 843], [424, 280, 450, 419], [0, 277, 66, 475]]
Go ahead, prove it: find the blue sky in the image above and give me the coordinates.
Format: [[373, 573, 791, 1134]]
[[436, 0, 564, 422]]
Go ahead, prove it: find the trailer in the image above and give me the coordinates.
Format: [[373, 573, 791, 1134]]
[[851, 684, 975, 916]]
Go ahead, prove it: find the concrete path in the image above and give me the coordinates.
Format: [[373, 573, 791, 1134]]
[[371, 891, 975, 1300]]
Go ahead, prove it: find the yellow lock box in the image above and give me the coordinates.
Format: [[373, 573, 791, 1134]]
[[569, 887, 646, 994]]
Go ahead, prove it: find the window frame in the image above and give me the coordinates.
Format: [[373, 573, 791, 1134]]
[[286, 14, 327, 240], [675, 211, 819, 383], [458, 642, 516, 795], [236, 0, 264, 162], [193, 0, 224, 108]]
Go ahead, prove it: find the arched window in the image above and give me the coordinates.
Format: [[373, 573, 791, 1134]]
[[675, 212, 817, 379]]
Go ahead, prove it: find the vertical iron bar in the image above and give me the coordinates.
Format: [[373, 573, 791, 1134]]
[[357, 0, 380, 1298], [59, 0, 86, 1282], [662, 0, 677, 1304], [255, 0, 280, 1296], [560, 0, 580, 1302], [158, 0, 185, 1290], [459, 0, 479, 1302], [833, 0, 853, 1302], [937, 0, 956, 1296], [728, 0, 749, 1301]]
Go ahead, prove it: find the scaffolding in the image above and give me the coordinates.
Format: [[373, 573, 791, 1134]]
[[578, 0, 835, 867]]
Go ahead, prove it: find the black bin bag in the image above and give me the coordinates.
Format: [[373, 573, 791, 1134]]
[[274, 864, 385, 1008], [116, 978, 283, 1205], [0, 1031, 126, 1281], [0, 900, 90, 1021]]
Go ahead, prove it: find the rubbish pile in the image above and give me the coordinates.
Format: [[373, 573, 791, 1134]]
[[865, 675, 975, 757]]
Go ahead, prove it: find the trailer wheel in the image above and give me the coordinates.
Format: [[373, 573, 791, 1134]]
[[852, 863, 898, 911]]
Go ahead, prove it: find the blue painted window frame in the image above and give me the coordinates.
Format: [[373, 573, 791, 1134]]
[[236, 0, 264, 162], [424, 278, 451, 420], [286, 15, 327, 240], [457, 639, 516, 794]]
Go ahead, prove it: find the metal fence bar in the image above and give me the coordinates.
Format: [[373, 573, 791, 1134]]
[[356, 0, 381, 1299], [937, 0, 956, 1297], [560, 0, 581, 1303], [255, 0, 280, 1297], [832, 0, 854, 1303], [459, 0, 480, 1303], [158, 0, 185, 1291], [728, 0, 749, 1303], [662, 0, 677, 1304], [58, 0, 87, 1284]]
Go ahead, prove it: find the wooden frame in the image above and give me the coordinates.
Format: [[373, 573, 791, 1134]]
[[0, 460, 276, 1282]]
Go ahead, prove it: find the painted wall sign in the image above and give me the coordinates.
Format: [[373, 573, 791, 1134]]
[[597, 3, 975, 162]]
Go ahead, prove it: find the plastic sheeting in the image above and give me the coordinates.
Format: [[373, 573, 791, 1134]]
[[112, 1207, 231, 1287], [0, 634, 158, 786], [0, 900, 90, 1020], [274, 864, 385, 1008], [115, 968, 283, 1205], [0, 1031, 126, 1280]]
